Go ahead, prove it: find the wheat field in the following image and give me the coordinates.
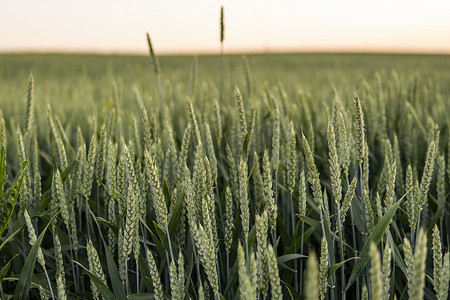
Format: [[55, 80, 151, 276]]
[[0, 48, 449, 300]]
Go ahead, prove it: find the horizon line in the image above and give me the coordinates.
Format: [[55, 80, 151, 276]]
[[2, 47, 450, 56]]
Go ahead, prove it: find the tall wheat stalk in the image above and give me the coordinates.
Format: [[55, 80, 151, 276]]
[[219, 6, 225, 102], [146, 33, 165, 119]]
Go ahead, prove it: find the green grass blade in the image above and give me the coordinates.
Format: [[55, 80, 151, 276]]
[[286, 226, 315, 254], [73, 261, 115, 300], [345, 198, 401, 291], [90, 210, 127, 300], [277, 254, 307, 264], [0, 254, 18, 280], [168, 187, 185, 236], [140, 219, 166, 258], [96, 217, 119, 234], [327, 257, 358, 278], [223, 253, 239, 295], [137, 252, 154, 292], [387, 230, 406, 276], [277, 211, 290, 246], [13, 210, 59, 300], [60, 159, 77, 182], [127, 294, 156, 300], [99, 233, 127, 299], [0, 225, 24, 251], [0, 161, 27, 237], [297, 214, 321, 232], [153, 220, 171, 254]]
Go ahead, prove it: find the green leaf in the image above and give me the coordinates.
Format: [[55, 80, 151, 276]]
[[351, 193, 365, 233], [0, 161, 27, 237], [73, 261, 115, 300], [0, 225, 25, 252], [137, 252, 154, 293], [0, 254, 18, 280], [297, 214, 321, 232], [345, 198, 402, 291], [322, 208, 336, 266], [168, 187, 185, 236], [242, 132, 249, 158], [39, 190, 52, 210], [90, 210, 127, 300], [13, 210, 59, 300], [327, 257, 359, 278], [183, 243, 195, 295], [60, 159, 77, 183], [277, 253, 307, 264], [153, 220, 171, 255], [247, 156, 261, 181], [127, 294, 156, 300], [286, 225, 315, 254], [281, 280, 301, 299], [277, 211, 290, 246], [387, 230, 406, 276], [100, 234, 127, 300], [248, 224, 257, 252], [3, 275, 53, 296], [278, 161, 288, 172], [285, 284, 295, 300], [96, 217, 120, 234], [223, 253, 239, 295], [140, 219, 166, 259], [162, 177, 170, 206]]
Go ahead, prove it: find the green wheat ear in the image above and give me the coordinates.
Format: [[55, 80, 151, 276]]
[[220, 6, 224, 43], [412, 228, 427, 300], [305, 251, 319, 300], [146, 32, 160, 75], [146, 247, 164, 300], [54, 233, 66, 300], [432, 225, 450, 300], [242, 55, 252, 96], [369, 243, 382, 300], [24, 72, 34, 136], [318, 236, 328, 300], [353, 91, 365, 164], [267, 244, 282, 300], [362, 282, 368, 300]]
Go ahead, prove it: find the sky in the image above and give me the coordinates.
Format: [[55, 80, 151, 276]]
[[1, 0, 450, 54]]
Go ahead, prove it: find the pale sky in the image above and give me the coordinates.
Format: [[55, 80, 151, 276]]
[[1, 0, 450, 54]]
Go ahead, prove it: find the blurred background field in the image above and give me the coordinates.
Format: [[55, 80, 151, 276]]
[[1, 52, 449, 134]]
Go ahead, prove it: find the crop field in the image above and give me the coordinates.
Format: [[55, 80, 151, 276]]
[[0, 51, 449, 300]]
